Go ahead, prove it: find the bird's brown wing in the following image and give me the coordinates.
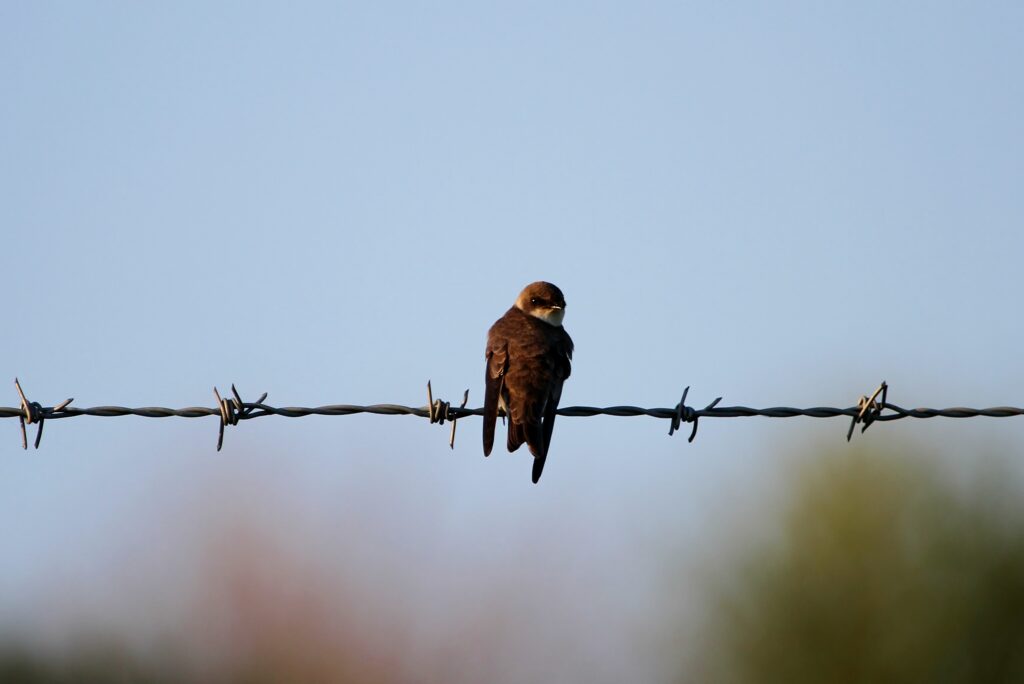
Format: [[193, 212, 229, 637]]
[[532, 388, 558, 483], [510, 404, 544, 457], [534, 378, 569, 484], [482, 341, 508, 457], [534, 328, 573, 483]]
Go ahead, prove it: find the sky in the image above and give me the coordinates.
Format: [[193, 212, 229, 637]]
[[2, 2, 1023, 681]]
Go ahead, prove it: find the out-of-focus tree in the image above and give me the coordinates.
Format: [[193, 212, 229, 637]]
[[689, 446, 1024, 684], [0, 638, 181, 684]]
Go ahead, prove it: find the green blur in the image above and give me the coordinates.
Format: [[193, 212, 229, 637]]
[[692, 446, 1024, 683]]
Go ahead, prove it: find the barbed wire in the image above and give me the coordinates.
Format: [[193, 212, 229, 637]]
[[3, 379, 1023, 451]]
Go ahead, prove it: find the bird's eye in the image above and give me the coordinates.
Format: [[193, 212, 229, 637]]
[[530, 297, 539, 305]]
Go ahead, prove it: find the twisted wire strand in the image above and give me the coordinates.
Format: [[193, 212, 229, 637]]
[[2, 403, 1022, 421], [3, 379, 1022, 450]]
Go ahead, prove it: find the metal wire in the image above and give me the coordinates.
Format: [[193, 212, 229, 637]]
[[3, 379, 1022, 450]]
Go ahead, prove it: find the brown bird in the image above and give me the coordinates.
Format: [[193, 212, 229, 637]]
[[483, 281, 574, 483]]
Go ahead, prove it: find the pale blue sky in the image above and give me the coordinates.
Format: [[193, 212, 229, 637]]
[[2, 2, 1023, 679]]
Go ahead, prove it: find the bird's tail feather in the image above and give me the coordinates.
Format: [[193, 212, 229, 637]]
[[507, 420, 526, 453], [525, 422, 546, 483], [508, 419, 548, 482]]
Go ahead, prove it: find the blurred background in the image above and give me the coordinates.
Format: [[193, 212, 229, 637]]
[[2, 2, 1023, 682]]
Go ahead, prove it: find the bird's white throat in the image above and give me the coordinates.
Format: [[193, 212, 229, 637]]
[[529, 308, 564, 327]]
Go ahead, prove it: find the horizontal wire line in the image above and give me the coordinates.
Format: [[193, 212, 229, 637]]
[[2, 404, 1023, 420], [5, 378, 1023, 450]]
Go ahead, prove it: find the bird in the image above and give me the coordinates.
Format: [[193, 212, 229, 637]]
[[483, 281, 574, 483]]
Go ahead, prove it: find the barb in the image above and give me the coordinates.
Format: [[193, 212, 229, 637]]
[[668, 386, 724, 443], [450, 389, 470, 449], [3, 379, 1024, 451], [213, 384, 268, 451], [13, 379, 73, 449], [847, 381, 888, 442], [426, 381, 470, 449]]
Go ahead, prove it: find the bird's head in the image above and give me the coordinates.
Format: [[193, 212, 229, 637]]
[[515, 281, 567, 327]]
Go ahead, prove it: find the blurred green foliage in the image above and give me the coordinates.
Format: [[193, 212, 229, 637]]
[[5, 445, 1024, 683], [0, 639, 180, 684], [695, 446, 1024, 684]]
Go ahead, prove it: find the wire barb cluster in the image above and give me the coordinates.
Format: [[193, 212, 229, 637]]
[[12, 379, 74, 450], [3, 379, 1023, 452], [426, 381, 470, 449], [847, 381, 888, 441], [668, 386, 723, 442], [214, 385, 268, 451]]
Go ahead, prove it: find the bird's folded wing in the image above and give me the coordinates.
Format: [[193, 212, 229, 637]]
[[482, 344, 507, 456]]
